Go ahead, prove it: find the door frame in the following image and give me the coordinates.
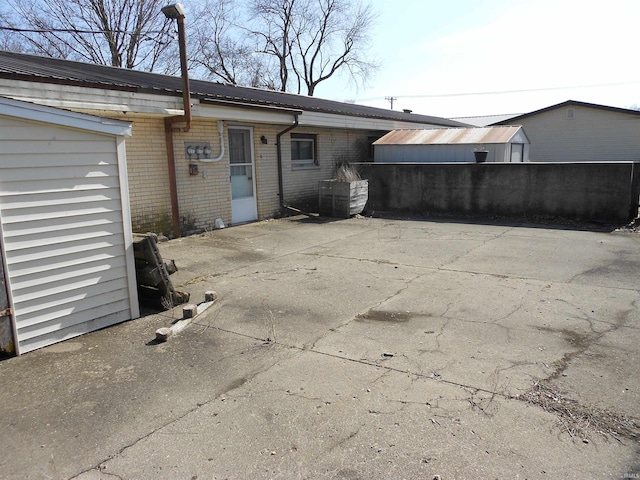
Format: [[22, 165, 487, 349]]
[[228, 126, 258, 224]]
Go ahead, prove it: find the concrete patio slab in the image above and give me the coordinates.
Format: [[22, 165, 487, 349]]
[[0, 215, 638, 480]]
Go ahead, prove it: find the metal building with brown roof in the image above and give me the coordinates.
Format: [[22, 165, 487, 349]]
[[373, 126, 530, 163]]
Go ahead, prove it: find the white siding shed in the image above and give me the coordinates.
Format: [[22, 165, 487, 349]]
[[0, 97, 139, 355], [373, 126, 530, 163]]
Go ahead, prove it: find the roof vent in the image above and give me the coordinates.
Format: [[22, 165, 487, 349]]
[[403, 109, 412, 114], [566, 108, 575, 120]]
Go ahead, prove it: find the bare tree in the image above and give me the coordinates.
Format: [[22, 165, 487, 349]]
[[190, 0, 269, 87], [261, 0, 377, 96], [249, 0, 297, 92], [193, 0, 378, 95], [1, 0, 177, 72]]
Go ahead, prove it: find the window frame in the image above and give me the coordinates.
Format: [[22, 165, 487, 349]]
[[290, 133, 318, 169]]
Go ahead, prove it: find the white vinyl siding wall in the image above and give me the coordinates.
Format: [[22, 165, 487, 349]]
[[515, 106, 640, 162], [0, 115, 138, 354]]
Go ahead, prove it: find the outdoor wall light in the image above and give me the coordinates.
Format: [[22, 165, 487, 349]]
[[161, 3, 186, 19], [260, 135, 268, 144]]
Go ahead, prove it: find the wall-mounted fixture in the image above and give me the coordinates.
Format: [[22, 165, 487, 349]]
[[189, 163, 199, 175], [185, 142, 212, 160], [260, 135, 268, 144]]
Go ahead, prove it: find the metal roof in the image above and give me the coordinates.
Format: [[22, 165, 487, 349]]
[[450, 113, 521, 127], [0, 51, 465, 128], [373, 126, 525, 145], [491, 100, 640, 125]]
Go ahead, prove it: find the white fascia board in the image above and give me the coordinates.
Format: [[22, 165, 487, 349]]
[[298, 110, 449, 130], [0, 95, 132, 137], [0, 79, 187, 116], [0, 79, 449, 131], [194, 103, 298, 124]]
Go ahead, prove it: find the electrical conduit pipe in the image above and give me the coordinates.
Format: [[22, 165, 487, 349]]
[[199, 121, 225, 162]]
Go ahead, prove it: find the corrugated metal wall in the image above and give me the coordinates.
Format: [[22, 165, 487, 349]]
[[374, 144, 500, 163], [0, 116, 136, 353]]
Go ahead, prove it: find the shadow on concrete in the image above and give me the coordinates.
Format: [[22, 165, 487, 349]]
[[364, 209, 627, 233]]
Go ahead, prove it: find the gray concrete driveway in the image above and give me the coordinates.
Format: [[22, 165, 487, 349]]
[[1, 215, 639, 480]]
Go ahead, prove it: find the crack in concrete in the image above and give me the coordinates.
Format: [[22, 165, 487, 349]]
[[201, 273, 638, 446], [176, 227, 370, 286], [536, 303, 633, 382], [433, 315, 450, 350], [89, 278, 636, 479], [79, 310, 637, 480], [326, 427, 362, 454], [67, 351, 289, 480], [304, 274, 422, 352], [86, 467, 123, 480]]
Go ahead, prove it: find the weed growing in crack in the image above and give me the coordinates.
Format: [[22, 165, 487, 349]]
[[517, 381, 640, 442], [264, 309, 277, 344], [160, 294, 174, 311], [468, 370, 510, 416]]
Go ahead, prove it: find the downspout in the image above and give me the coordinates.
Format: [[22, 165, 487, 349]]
[[163, 10, 191, 238], [276, 113, 299, 208], [164, 118, 183, 238]]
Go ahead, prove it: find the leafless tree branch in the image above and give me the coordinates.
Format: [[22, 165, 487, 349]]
[[1, 0, 177, 72]]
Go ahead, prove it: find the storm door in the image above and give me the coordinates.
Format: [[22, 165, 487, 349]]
[[229, 127, 258, 224]]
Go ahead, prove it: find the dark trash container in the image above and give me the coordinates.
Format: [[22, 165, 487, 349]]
[[474, 151, 488, 163]]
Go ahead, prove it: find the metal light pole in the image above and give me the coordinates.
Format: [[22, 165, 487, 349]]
[[161, 3, 191, 128], [161, 3, 191, 238]]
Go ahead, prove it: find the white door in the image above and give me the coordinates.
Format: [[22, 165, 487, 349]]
[[229, 127, 258, 224], [510, 143, 524, 163]]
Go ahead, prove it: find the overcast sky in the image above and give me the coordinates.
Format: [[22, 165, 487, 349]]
[[314, 0, 640, 119]]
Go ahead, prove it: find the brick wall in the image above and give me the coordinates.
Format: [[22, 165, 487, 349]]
[[86, 110, 382, 233], [96, 113, 173, 234], [170, 120, 231, 233], [254, 125, 281, 219], [280, 127, 375, 209]]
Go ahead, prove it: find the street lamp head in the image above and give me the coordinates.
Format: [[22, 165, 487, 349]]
[[161, 3, 186, 19]]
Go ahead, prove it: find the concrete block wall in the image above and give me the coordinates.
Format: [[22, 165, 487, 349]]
[[357, 162, 640, 224]]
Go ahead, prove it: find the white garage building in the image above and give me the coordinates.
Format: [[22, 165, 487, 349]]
[[0, 97, 139, 355]]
